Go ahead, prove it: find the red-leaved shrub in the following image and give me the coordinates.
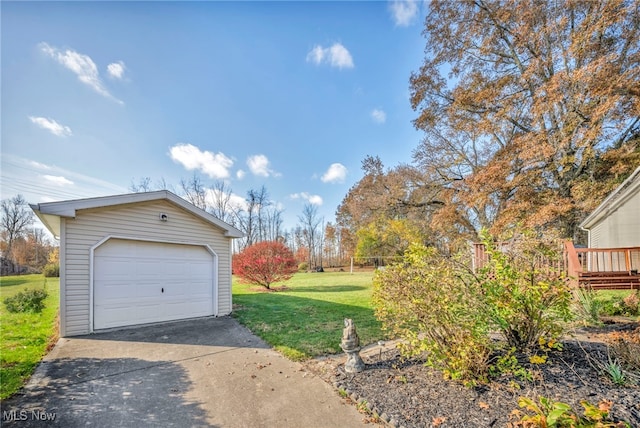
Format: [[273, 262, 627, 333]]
[[233, 241, 297, 289]]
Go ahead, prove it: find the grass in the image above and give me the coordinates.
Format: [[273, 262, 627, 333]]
[[232, 270, 383, 361], [595, 289, 639, 317], [0, 274, 60, 399], [595, 290, 637, 300]]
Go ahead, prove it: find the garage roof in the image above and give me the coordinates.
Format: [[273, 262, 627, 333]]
[[30, 190, 245, 239]]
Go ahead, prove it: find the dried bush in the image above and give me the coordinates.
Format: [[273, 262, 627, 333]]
[[622, 292, 639, 315], [605, 327, 640, 371]]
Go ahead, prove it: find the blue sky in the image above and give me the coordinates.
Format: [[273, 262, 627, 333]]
[[1, 1, 427, 231]]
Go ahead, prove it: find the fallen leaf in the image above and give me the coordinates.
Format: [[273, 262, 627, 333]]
[[432, 416, 446, 426]]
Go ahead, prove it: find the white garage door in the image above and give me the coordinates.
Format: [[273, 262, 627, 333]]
[[94, 239, 214, 330]]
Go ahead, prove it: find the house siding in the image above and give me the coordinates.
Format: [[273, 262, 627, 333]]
[[589, 190, 640, 248], [62, 200, 233, 337]]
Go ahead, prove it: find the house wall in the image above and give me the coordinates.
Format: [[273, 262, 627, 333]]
[[588, 189, 640, 248], [61, 200, 233, 336]]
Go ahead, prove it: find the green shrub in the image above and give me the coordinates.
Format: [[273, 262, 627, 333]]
[[479, 232, 573, 351], [3, 288, 49, 313], [372, 230, 574, 385], [572, 287, 603, 326], [42, 263, 60, 278], [372, 243, 491, 383], [598, 293, 639, 317], [297, 262, 308, 272]]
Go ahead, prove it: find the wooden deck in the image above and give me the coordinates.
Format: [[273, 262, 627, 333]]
[[472, 242, 640, 290], [564, 242, 640, 290]]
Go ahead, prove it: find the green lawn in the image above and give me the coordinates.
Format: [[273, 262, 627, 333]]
[[0, 274, 60, 399], [232, 271, 384, 361], [594, 289, 637, 300], [595, 289, 640, 317]]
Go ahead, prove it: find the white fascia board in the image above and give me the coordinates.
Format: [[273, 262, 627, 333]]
[[31, 190, 245, 239], [163, 192, 245, 238]]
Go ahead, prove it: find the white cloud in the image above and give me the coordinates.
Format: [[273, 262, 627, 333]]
[[28, 160, 52, 170], [42, 175, 74, 186], [371, 108, 387, 124], [306, 43, 354, 69], [107, 61, 126, 79], [290, 192, 323, 206], [29, 116, 73, 137], [39, 42, 123, 104], [321, 163, 348, 183], [169, 143, 234, 179], [236, 170, 246, 180], [247, 154, 280, 177], [389, 0, 419, 27]]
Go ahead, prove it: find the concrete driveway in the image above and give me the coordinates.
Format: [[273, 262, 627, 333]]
[[1, 317, 365, 427]]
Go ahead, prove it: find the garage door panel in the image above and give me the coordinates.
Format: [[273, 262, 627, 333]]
[[94, 239, 214, 330], [165, 302, 211, 318]]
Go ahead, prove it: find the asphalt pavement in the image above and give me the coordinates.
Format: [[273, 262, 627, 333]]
[[1, 316, 365, 427]]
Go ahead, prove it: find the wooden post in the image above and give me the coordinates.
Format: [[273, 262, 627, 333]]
[[564, 241, 581, 287]]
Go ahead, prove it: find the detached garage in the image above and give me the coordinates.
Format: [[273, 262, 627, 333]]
[[30, 191, 244, 337]]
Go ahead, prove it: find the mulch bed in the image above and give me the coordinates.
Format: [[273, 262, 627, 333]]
[[305, 321, 640, 427]]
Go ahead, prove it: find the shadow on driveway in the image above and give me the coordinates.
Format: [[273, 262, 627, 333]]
[[2, 356, 211, 427], [72, 314, 271, 347], [1, 316, 365, 428]]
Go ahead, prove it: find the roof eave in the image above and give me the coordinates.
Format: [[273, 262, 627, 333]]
[[580, 166, 640, 230], [30, 204, 62, 239], [30, 190, 245, 239]]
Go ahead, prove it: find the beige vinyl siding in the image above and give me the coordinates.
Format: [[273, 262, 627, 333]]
[[589, 190, 640, 249], [590, 222, 604, 248], [62, 199, 233, 336]]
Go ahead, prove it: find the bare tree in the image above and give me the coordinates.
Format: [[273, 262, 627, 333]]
[[129, 177, 152, 192], [264, 206, 283, 242], [298, 203, 322, 269], [249, 186, 270, 242], [209, 181, 234, 223], [1, 195, 35, 269], [180, 174, 208, 210]]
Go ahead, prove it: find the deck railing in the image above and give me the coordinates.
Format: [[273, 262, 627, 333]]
[[564, 242, 640, 289], [472, 242, 566, 273], [564, 242, 640, 275], [473, 242, 640, 289]]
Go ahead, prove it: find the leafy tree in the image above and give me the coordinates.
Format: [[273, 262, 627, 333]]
[[233, 241, 297, 290], [43, 247, 60, 277], [355, 218, 420, 260], [410, 0, 640, 240], [336, 156, 444, 254]]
